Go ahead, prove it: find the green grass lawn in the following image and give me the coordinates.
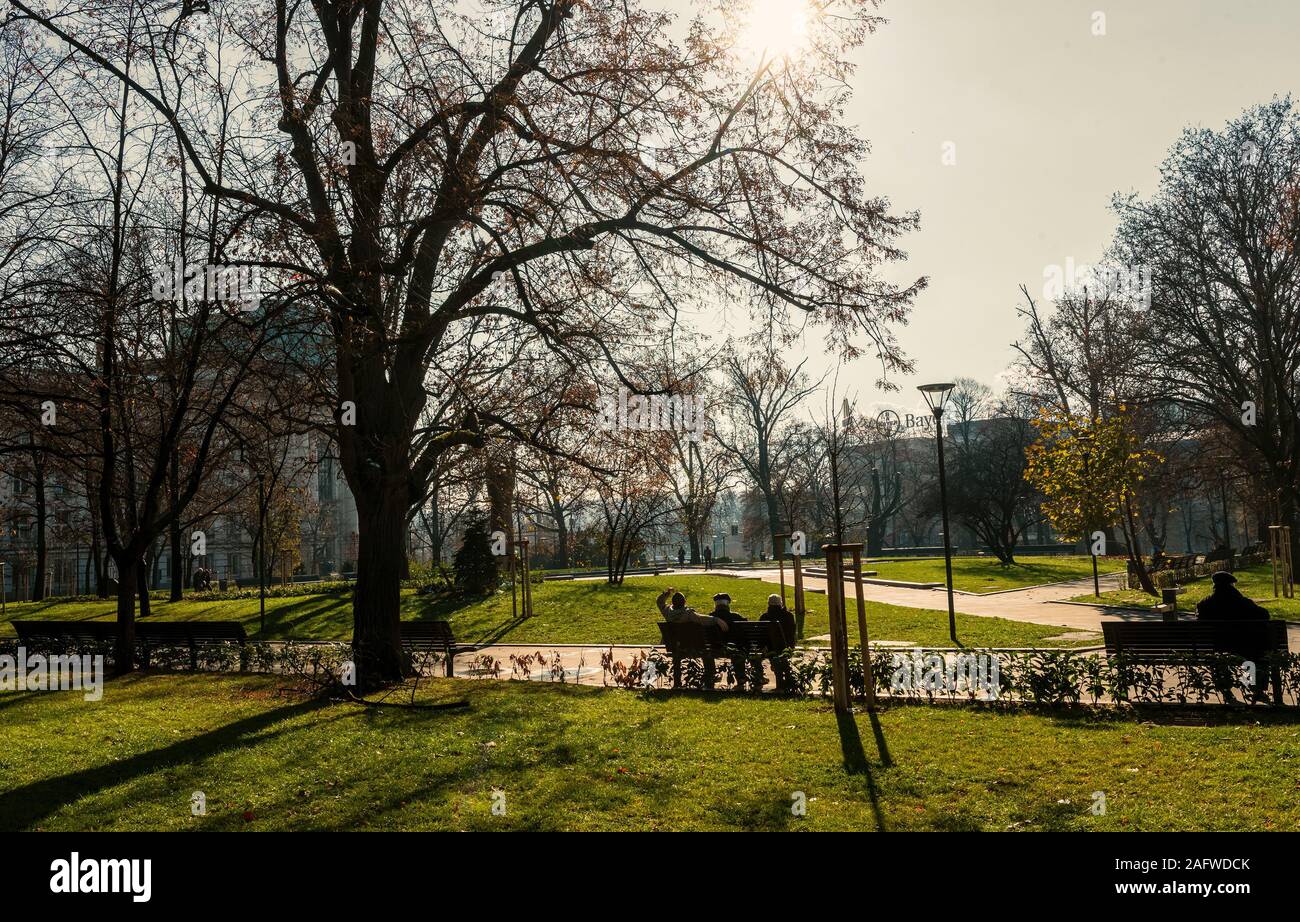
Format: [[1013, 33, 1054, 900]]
[[1071, 563, 1300, 622], [3, 673, 1297, 831], [864, 555, 1125, 593], [0, 575, 1089, 649]]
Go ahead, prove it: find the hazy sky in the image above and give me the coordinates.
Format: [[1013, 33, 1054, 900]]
[[665, 0, 1300, 415]]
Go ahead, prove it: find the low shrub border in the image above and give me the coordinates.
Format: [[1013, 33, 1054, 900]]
[[3, 637, 1296, 709], [637, 647, 1300, 708]]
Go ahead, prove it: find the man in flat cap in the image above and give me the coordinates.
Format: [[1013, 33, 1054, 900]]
[[1195, 571, 1270, 621], [709, 592, 747, 627]]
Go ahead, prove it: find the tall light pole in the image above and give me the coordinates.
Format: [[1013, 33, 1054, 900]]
[[918, 383, 958, 644]]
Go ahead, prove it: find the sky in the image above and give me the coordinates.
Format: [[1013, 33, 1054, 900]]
[[662, 0, 1300, 416]]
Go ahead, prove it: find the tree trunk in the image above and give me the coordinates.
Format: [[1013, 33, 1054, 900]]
[[89, 493, 107, 598], [137, 558, 152, 618], [1280, 486, 1300, 579], [352, 486, 409, 686], [32, 462, 47, 602], [114, 556, 137, 673], [169, 457, 182, 600], [553, 504, 570, 569], [867, 467, 885, 555], [688, 531, 701, 564], [763, 489, 782, 552], [1123, 496, 1156, 595]]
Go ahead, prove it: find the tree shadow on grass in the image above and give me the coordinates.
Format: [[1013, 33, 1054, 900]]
[[1039, 702, 1300, 730], [260, 594, 352, 639], [0, 690, 45, 714], [0, 687, 333, 831], [836, 709, 890, 832]]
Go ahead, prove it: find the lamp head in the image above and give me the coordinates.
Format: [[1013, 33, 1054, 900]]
[[917, 382, 956, 416]]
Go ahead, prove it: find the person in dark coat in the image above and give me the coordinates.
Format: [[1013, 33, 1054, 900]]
[[759, 593, 797, 647], [709, 592, 752, 688], [1195, 571, 1269, 621], [677, 546, 686, 566], [1196, 571, 1271, 704], [709, 592, 746, 625], [703, 547, 712, 569], [760, 593, 797, 691]]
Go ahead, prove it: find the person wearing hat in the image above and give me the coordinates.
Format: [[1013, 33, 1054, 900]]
[[656, 587, 728, 631], [708, 592, 752, 689], [760, 593, 797, 691], [1196, 571, 1272, 704], [709, 592, 747, 626], [760, 593, 797, 647], [1195, 571, 1270, 621]]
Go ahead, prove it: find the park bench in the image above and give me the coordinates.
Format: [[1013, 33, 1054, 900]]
[[1130, 553, 1202, 589], [1151, 553, 1198, 579], [657, 621, 788, 691], [1101, 620, 1288, 704], [12, 620, 115, 648], [136, 622, 249, 671], [12, 620, 249, 671], [399, 621, 474, 676]]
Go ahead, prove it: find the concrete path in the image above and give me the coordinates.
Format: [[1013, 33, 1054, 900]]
[[719, 566, 1300, 652], [724, 567, 1127, 631]]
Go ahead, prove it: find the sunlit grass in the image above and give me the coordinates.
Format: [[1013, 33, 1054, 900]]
[[3, 673, 1298, 831], [1074, 563, 1300, 621], [867, 555, 1126, 593]]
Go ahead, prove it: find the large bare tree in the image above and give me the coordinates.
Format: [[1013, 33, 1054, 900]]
[[16, 0, 923, 683], [1111, 99, 1300, 562]]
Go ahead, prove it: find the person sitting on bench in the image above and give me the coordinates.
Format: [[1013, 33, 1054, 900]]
[[760, 594, 796, 647], [1195, 571, 1269, 621], [710, 592, 755, 688], [760, 593, 797, 690], [657, 588, 728, 631], [709, 592, 746, 626]]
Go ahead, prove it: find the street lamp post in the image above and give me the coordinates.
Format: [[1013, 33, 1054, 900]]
[[919, 382, 958, 644]]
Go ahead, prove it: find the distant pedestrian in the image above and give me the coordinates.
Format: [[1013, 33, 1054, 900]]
[[703, 546, 713, 569], [677, 546, 686, 566]]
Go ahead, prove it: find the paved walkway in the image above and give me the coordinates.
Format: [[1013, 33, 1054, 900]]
[[721, 566, 1300, 652], [752, 569, 1132, 632]]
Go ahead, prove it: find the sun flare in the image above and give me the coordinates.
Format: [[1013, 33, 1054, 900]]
[[736, 0, 813, 63]]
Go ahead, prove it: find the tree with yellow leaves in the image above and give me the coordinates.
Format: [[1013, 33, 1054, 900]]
[[1024, 407, 1163, 594]]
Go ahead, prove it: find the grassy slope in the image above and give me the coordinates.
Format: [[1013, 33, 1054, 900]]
[[866, 555, 1125, 592], [3, 674, 1297, 831], [0, 575, 1087, 648], [1072, 564, 1300, 622]]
